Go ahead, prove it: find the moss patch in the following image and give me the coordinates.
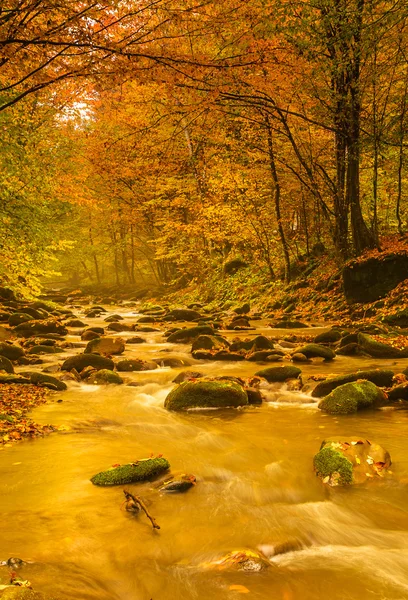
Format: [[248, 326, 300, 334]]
[[318, 381, 387, 414]]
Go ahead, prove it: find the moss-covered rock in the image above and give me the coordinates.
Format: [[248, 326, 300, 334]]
[[30, 372, 67, 391], [8, 313, 34, 327], [85, 336, 125, 356], [61, 353, 114, 372], [167, 325, 214, 343], [87, 369, 123, 385], [382, 308, 408, 329], [0, 356, 14, 373], [0, 374, 30, 384], [314, 329, 342, 344], [313, 446, 353, 486], [191, 335, 229, 352], [164, 379, 248, 411], [254, 365, 301, 383], [314, 439, 391, 486], [311, 369, 394, 398], [104, 314, 123, 322], [91, 456, 170, 486], [357, 333, 408, 358], [0, 343, 24, 360], [318, 381, 387, 414], [293, 343, 335, 361]]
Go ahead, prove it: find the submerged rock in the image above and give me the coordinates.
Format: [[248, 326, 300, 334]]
[[201, 549, 270, 572], [255, 365, 301, 383], [164, 379, 248, 411], [318, 381, 387, 414], [314, 439, 391, 486], [91, 457, 170, 486], [167, 326, 214, 343]]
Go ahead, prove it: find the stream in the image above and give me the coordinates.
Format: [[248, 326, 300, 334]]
[[1, 307, 408, 600]]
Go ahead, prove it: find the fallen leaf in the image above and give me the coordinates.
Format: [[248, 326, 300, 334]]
[[229, 585, 250, 593]]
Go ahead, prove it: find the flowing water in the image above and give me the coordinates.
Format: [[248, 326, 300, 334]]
[[1, 309, 408, 599]]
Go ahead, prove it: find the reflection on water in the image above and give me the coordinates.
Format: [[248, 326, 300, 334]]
[[0, 313, 408, 599]]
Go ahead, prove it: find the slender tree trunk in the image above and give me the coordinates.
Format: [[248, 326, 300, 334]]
[[88, 223, 101, 285], [265, 114, 291, 282]]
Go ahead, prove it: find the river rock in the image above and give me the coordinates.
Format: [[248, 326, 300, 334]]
[[167, 325, 214, 343], [191, 335, 229, 352], [164, 379, 248, 410], [357, 333, 408, 358], [273, 320, 308, 328], [27, 345, 64, 355], [14, 319, 68, 337], [8, 313, 34, 327], [81, 330, 100, 341], [314, 439, 391, 486], [255, 365, 301, 383], [61, 353, 114, 372], [107, 322, 134, 332], [293, 343, 335, 361], [314, 329, 342, 344], [0, 374, 30, 384], [246, 350, 282, 362], [0, 343, 24, 361], [343, 253, 408, 303], [387, 383, 408, 401], [165, 308, 202, 321], [0, 356, 14, 373], [85, 337, 125, 356], [291, 352, 309, 363], [91, 456, 170, 486], [318, 381, 387, 414], [104, 314, 123, 322], [201, 549, 270, 572], [29, 372, 67, 391], [137, 316, 156, 323], [126, 336, 146, 344], [116, 359, 157, 371], [311, 369, 394, 398], [87, 369, 123, 384], [229, 335, 274, 352], [66, 319, 87, 327], [172, 371, 204, 383], [20, 306, 48, 319]]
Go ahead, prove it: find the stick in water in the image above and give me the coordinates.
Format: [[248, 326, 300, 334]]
[[123, 490, 160, 530]]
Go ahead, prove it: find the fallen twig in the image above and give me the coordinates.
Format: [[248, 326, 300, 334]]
[[123, 490, 160, 530]]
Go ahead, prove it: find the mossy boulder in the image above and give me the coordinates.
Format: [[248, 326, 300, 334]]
[[313, 330, 342, 344], [293, 343, 335, 361], [61, 353, 114, 372], [164, 379, 248, 411], [0, 343, 24, 361], [191, 335, 229, 352], [318, 381, 387, 414], [254, 365, 301, 383], [85, 336, 125, 356], [314, 439, 391, 486], [311, 369, 394, 398], [87, 369, 123, 385], [30, 372, 67, 391], [0, 356, 14, 373], [167, 325, 214, 343], [8, 313, 34, 327], [91, 456, 170, 486], [0, 374, 30, 384], [357, 333, 408, 358]]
